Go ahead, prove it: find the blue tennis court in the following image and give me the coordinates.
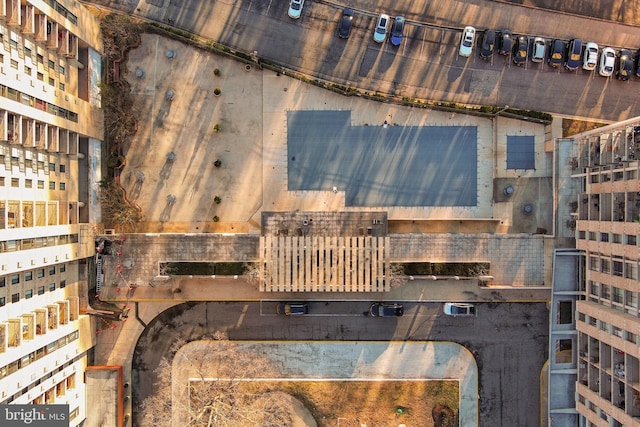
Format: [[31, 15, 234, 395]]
[[287, 111, 478, 207]]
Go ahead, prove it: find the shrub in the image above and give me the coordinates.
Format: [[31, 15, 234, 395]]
[[213, 68, 221, 76], [214, 87, 221, 96], [214, 159, 222, 168], [212, 216, 220, 222], [214, 196, 222, 204]]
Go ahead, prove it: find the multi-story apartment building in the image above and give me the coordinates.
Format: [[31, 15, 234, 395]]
[[0, 1, 102, 425], [560, 118, 640, 427]]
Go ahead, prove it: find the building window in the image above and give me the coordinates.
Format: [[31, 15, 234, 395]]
[[49, 181, 55, 190], [49, 266, 56, 275], [37, 180, 44, 189], [588, 232, 596, 241], [10, 59, 18, 70], [25, 289, 33, 299], [25, 271, 33, 281], [37, 269, 45, 278], [37, 72, 43, 81], [59, 164, 66, 173], [59, 182, 65, 190], [589, 257, 599, 271], [59, 280, 66, 289], [59, 82, 65, 91], [589, 281, 599, 297], [601, 259, 610, 274], [601, 284, 611, 300], [25, 179, 32, 188], [627, 332, 638, 345], [11, 293, 20, 303], [49, 162, 56, 172], [11, 274, 20, 285], [0, 297, 4, 307], [58, 65, 65, 75], [613, 287, 623, 304], [48, 77, 55, 86], [24, 65, 31, 75], [626, 291, 638, 308], [0, 277, 5, 288], [11, 178, 19, 187], [60, 264, 66, 273], [48, 59, 55, 69], [0, 177, 4, 186], [627, 235, 637, 246], [9, 39, 18, 49], [37, 286, 45, 295], [600, 233, 609, 242], [612, 233, 622, 244], [49, 283, 56, 291], [37, 53, 43, 63], [25, 159, 32, 168]]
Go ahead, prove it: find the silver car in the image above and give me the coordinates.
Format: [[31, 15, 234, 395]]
[[531, 37, 545, 63]]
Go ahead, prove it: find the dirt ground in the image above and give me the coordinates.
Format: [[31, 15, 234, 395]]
[[243, 380, 460, 427]]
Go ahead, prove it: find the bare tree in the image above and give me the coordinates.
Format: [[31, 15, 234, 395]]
[[140, 332, 295, 427], [387, 263, 408, 289]]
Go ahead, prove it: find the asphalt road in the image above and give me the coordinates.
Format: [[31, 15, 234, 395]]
[[132, 301, 549, 427], [93, 0, 640, 120]]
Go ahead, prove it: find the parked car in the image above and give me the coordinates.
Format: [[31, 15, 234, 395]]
[[582, 42, 598, 70], [337, 8, 354, 39], [389, 16, 405, 46], [512, 35, 528, 66], [287, 0, 304, 19], [458, 26, 476, 57], [277, 302, 309, 316], [564, 38, 582, 70], [443, 303, 477, 317], [617, 49, 634, 81], [373, 14, 390, 43], [548, 39, 564, 67], [531, 37, 546, 63], [635, 49, 640, 77], [599, 47, 616, 77], [479, 29, 496, 60], [497, 29, 512, 56], [370, 303, 404, 317]]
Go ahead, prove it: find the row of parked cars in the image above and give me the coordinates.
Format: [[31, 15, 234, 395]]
[[460, 26, 639, 80], [337, 9, 407, 46], [277, 302, 477, 316]]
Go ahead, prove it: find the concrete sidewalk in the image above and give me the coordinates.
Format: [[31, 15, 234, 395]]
[[100, 275, 550, 303]]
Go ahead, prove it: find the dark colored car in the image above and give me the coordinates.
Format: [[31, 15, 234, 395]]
[[389, 16, 405, 46], [548, 39, 564, 67], [635, 49, 640, 77], [370, 303, 404, 317], [277, 302, 309, 316], [564, 38, 582, 70], [512, 35, 528, 66], [617, 49, 634, 81], [498, 29, 512, 56], [479, 29, 496, 60], [337, 8, 354, 39]]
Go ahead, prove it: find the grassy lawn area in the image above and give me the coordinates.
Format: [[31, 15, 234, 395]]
[[243, 380, 459, 426]]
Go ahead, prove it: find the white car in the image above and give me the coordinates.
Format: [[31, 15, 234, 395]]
[[599, 47, 616, 76], [287, 0, 304, 19], [583, 42, 598, 71], [443, 303, 477, 317], [459, 26, 476, 57], [531, 37, 546, 63], [373, 14, 389, 43]]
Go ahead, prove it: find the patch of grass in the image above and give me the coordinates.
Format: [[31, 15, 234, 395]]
[[563, 119, 608, 137], [239, 380, 459, 426]]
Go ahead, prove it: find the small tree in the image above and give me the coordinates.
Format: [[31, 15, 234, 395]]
[[214, 159, 222, 168], [213, 68, 220, 76], [140, 333, 295, 426], [214, 87, 222, 96], [214, 196, 221, 204], [213, 124, 221, 132], [212, 216, 220, 222]]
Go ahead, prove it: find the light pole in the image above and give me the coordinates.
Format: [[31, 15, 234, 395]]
[[493, 105, 509, 119]]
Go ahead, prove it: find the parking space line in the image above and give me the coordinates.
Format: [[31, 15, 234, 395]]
[[266, 0, 273, 15]]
